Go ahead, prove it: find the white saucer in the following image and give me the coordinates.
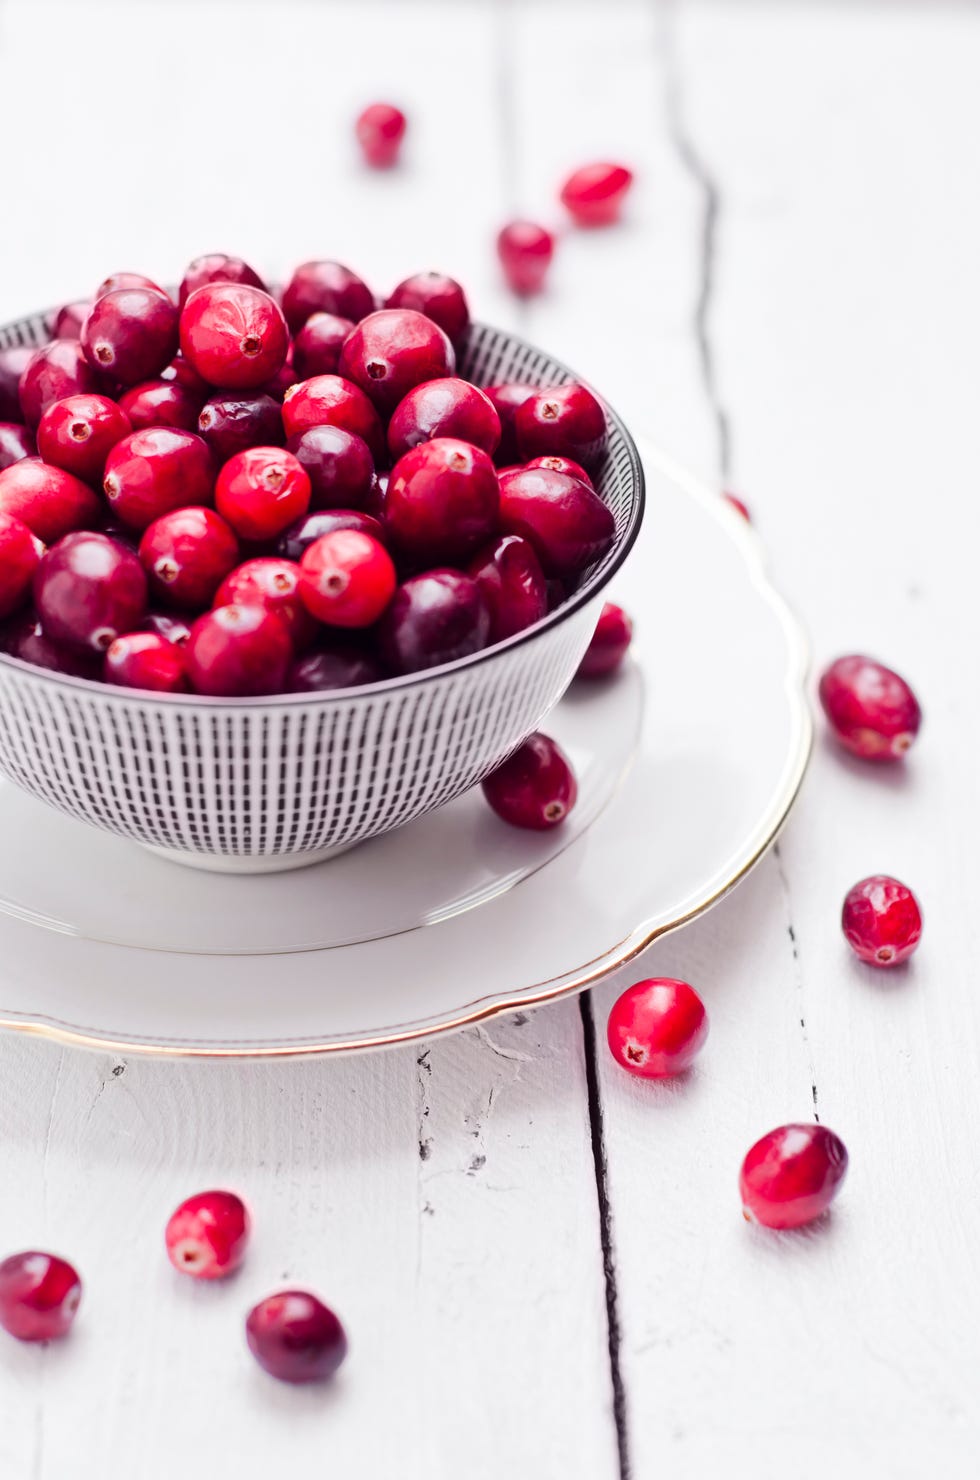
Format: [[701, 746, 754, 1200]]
[[0, 443, 811, 1056]]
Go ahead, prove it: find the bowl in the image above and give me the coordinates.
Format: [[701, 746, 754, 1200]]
[[0, 313, 645, 872]]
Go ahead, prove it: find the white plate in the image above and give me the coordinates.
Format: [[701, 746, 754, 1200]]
[[0, 444, 811, 1056]]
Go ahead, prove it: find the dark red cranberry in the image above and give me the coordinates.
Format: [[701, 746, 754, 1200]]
[[387, 378, 500, 461], [607, 978, 708, 1077], [385, 438, 498, 565], [0, 345, 34, 423], [160, 356, 211, 397], [197, 393, 284, 461], [497, 221, 555, 295], [118, 379, 203, 432], [0, 1252, 82, 1341], [53, 300, 93, 340], [525, 454, 593, 487], [215, 557, 317, 649], [1, 611, 101, 678], [379, 569, 489, 674], [178, 254, 267, 308], [104, 428, 215, 530], [482, 732, 577, 829], [246, 1290, 348, 1384], [355, 101, 407, 168], [277, 508, 384, 562], [0, 458, 102, 542], [281, 261, 375, 334], [180, 283, 289, 390], [385, 273, 469, 343], [259, 361, 299, 402], [292, 313, 355, 379], [468, 534, 547, 642], [95, 271, 166, 300], [0, 422, 35, 471], [485, 383, 533, 464], [165, 1190, 250, 1278], [338, 308, 455, 415], [34, 532, 147, 653], [363, 472, 387, 520], [139, 506, 239, 610], [37, 393, 132, 483], [0, 512, 43, 619], [499, 466, 615, 578], [286, 425, 374, 511], [185, 604, 291, 696], [560, 162, 634, 226], [215, 447, 310, 541], [104, 631, 188, 692], [740, 1124, 849, 1230], [299, 530, 396, 627], [142, 610, 193, 647], [576, 602, 633, 678], [288, 641, 384, 691], [81, 288, 179, 386], [722, 491, 751, 521], [842, 875, 922, 966], [515, 382, 606, 464], [19, 340, 105, 429], [819, 655, 922, 761], [281, 374, 385, 464]]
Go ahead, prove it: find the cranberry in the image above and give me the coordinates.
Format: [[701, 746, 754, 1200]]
[[161, 356, 211, 397], [560, 162, 633, 226], [95, 271, 166, 300], [0, 345, 34, 422], [385, 438, 498, 565], [0, 458, 102, 542], [287, 425, 374, 511], [498, 466, 614, 579], [819, 655, 922, 761], [485, 383, 532, 464], [0, 423, 35, 471], [0, 513, 43, 619], [292, 313, 355, 380], [482, 732, 577, 829], [260, 362, 299, 402], [363, 472, 387, 520], [576, 602, 633, 678], [0, 1252, 82, 1341], [118, 379, 203, 432], [740, 1124, 848, 1230], [497, 221, 555, 296], [281, 374, 385, 464], [37, 393, 132, 483], [142, 610, 193, 647], [288, 641, 385, 691], [216, 557, 316, 648], [606, 978, 708, 1077], [19, 340, 104, 429], [278, 507, 385, 562], [186, 604, 291, 696], [178, 253, 267, 308], [515, 382, 606, 464], [34, 532, 147, 653], [104, 428, 214, 530], [387, 378, 501, 461], [379, 569, 490, 674], [139, 506, 239, 610], [468, 533, 547, 642], [722, 491, 751, 521], [525, 454, 593, 488], [165, 1190, 250, 1279], [215, 447, 310, 542], [1, 612, 100, 678], [338, 308, 455, 416], [104, 631, 188, 692], [841, 875, 922, 967], [298, 530, 395, 627], [197, 393, 284, 462], [281, 261, 375, 334], [246, 1290, 347, 1384], [53, 300, 93, 340], [81, 287, 179, 386], [355, 101, 407, 168], [385, 273, 469, 343], [180, 283, 289, 390]]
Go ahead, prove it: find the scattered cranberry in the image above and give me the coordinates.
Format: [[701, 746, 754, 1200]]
[[468, 533, 547, 642], [0, 458, 102, 542], [485, 383, 532, 464], [178, 253, 267, 308], [606, 979, 708, 1077], [299, 530, 396, 627], [104, 428, 215, 530], [216, 557, 316, 649], [499, 466, 615, 578], [525, 454, 593, 488], [385, 273, 469, 343], [0, 345, 34, 422], [515, 382, 606, 465], [819, 655, 921, 761], [19, 340, 104, 429], [339, 308, 455, 415], [139, 506, 239, 610], [740, 1124, 849, 1230], [142, 611, 194, 647], [841, 875, 922, 967], [0, 1252, 82, 1342], [37, 393, 132, 484], [104, 631, 188, 692], [180, 283, 289, 390], [197, 393, 284, 462], [722, 491, 751, 521], [0, 423, 35, 471], [281, 260, 375, 334], [53, 300, 92, 340], [215, 447, 310, 542], [0, 512, 43, 619], [560, 162, 633, 226], [81, 287, 179, 386], [34, 531, 147, 653], [95, 271, 166, 300], [287, 425, 374, 511], [497, 222, 555, 296], [2, 612, 101, 678], [278, 507, 385, 563], [281, 374, 385, 464], [118, 379, 203, 432], [288, 641, 385, 691], [355, 101, 407, 169], [292, 312, 355, 379], [482, 732, 577, 829], [164, 1190, 250, 1279], [246, 1290, 348, 1384], [388, 378, 500, 461], [385, 438, 498, 565], [185, 604, 292, 696], [379, 569, 489, 674], [576, 602, 633, 678]]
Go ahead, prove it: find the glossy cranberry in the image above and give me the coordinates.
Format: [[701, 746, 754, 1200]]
[[482, 732, 577, 829], [379, 569, 490, 674], [497, 221, 555, 296], [180, 283, 289, 390], [819, 655, 922, 761], [0, 423, 35, 471], [19, 340, 104, 429], [468, 534, 547, 642], [288, 641, 385, 691], [216, 557, 316, 649], [81, 287, 179, 386], [34, 532, 147, 653], [95, 271, 166, 300], [178, 254, 266, 308], [277, 508, 385, 562], [485, 383, 532, 464], [104, 631, 188, 692], [286, 425, 374, 511], [1, 612, 100, 677], [387, 378, 500, 461], [143, 610, 194, 647], [338, 308, 455, 416], [292, 313, 355, 380], [160, 355, 211, 397], [0, 345, 34, 422], [215, 447, 310, 542], [165, 1190, 250, 1279], [606, 978, 708, 1077], [355, 101, 407, 168], [560, 162, 633, 226], [118, 379, 203, 432], [0, 458, 102, 542], [281, 261, 375, 334], [722, 491, 751, 521], [0, 513, 43, 619], [363, 472, 387, 520], [841, 875, 922, 967], [386, 438, 498, 565], [740, 1124, 848, 1230], [281, 374, 385, 463], [525, 454, 593, 488], [299, 530, 396, 627], [498, 467, 614, 579], [37, 393, 132, 483], [246, 1290, 347, 1384], [197, 393, 284, 462], [53, 300, 92, 340], [139, 506, 239, 610], [104, 428, 215, 530], [0, 1252, 82, 1341], [186, 604, 291, 696], [577, 602, 633, 678], [515, 382, 606, 464], [385, 273, 469, 343]]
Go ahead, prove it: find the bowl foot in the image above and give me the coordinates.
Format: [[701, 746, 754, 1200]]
[[139, 840, 361, 874]]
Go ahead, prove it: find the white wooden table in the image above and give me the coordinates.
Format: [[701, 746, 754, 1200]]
[[1, 2, 977, 1473]]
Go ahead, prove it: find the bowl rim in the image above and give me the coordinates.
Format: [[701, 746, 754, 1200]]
[[0, 319, 646, 709]]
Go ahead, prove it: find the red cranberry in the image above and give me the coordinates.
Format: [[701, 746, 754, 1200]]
[[37, 393, 132, 483], [485, 383, 533, 464], [118, 379, 203, 432], [722, 491, 751, 521], [186, 604, 291, 696], [260, 362, 299, 402], [379, 569, 490, 674], [497, 221, 555, 296], [2, 612, 99, 677], [281, 374, 385, 464], [576, 602, 633, 678], [515, 383, 607, 465], [165, 1190, 250, 1279], [0, 423, 35, 471], [246, 1290, 347, 1384], [385, 438, 499, 565], [292, 313, 355, 380], [53, 300, 93, 339], [215, 447, 310, 541], [288, 641, 384, 691], [498, 466, 615, 579], [387, 378, 501, 461], [468, 533, 547, 642], [104, 428, 214, 530], [819, 655, 922, 761], [338, 308, 455, 416], [34, 532, 147, 653], [142, 610, 194, 647], [104, 631, 188, 692], [355, 101, 407, 168], [19, 340, 104, 429], [841, 875, 922, 967], [95, 271, 166, 300], [606, 978, 708, 1077], [81, 288, 179, 386], [281, 261, 375, 334], [0, 513, 43, 619], [299, 530, 396, 627], [180, 283, 289, 390], [197, 393, 284, 461], [161, 356, 211, 397], [560, 162, 634, 226], [0, 1252, 82, 1341], [139, 506, 239, 610], [178, 254, 267, 308], [278, 507, 385, 562], [287, 425, 374, 511], [363, 472, 387, 520], [740, 1124, 848, 1230], [525, 454, 593, 488], [216, 557, 317, 649], [482, 732, 577, 829], [0, 345, 34, 422], [385, 273, 469, 343], [0, 458, 102, 542]]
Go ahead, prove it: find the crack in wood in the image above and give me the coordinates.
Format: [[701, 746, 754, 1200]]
[[774, 843, 821, 1123]]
